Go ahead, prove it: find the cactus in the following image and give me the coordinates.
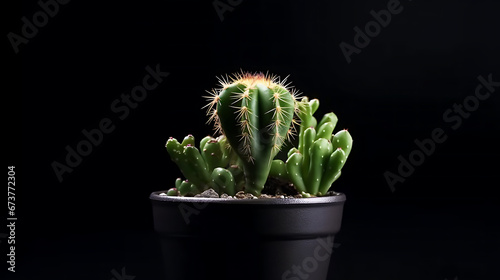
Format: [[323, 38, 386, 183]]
[[200, 135, 231, 170], [166, 136, 210, 192], [269, 159, 288, 182], [166, 134, 245, 196], [164, 71, 353, 197], [211, 167, 236, 196], [174, 178, 198, 196], [286, 98, 353, 196], [206, 72, 297, 196]]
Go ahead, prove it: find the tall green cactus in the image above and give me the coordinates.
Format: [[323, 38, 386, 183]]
[[206, 72, 297, 195]]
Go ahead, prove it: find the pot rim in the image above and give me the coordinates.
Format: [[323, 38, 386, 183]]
[[150, 191, 346, 205]]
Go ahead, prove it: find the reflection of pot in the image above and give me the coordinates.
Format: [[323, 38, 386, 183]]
[[150, 191, 346, 280]]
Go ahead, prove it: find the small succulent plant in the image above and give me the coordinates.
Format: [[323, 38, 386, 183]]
[[165, 72, 352, 197]]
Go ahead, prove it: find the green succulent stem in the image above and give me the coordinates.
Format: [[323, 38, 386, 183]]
[[269, 159, 289, 181], [286, 98, 353, 196]]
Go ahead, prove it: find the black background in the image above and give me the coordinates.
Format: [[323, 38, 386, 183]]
[[5, 0, 500, 279]]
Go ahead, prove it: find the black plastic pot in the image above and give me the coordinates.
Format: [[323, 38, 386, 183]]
[[150, 191, 346, 280]]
